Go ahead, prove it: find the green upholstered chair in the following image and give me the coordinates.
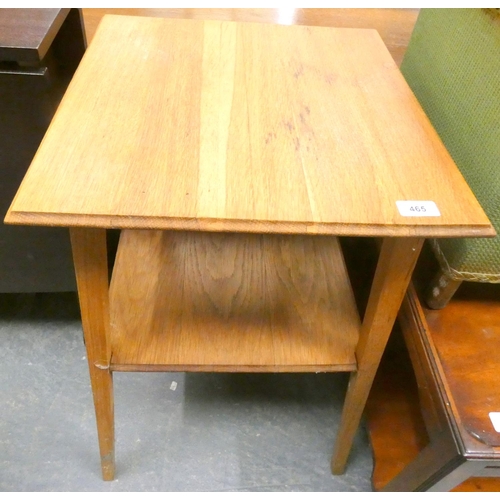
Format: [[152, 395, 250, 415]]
[[400, 8, 500, 309]]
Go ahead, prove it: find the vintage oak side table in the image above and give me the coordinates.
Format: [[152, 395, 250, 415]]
[[4, 16, 494, 481]]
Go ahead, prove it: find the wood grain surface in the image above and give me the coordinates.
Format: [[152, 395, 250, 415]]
[[81, 8, 419, 67], [0, 9, 69, 62], [5, 15, 493, 238], [368, 323, 500, 492], [70, 228, 114, 480], [109, 230, 360, 372], [367, 277, 500, 491], [425, 287, 500, 450], [331, 237, 424, 473], [366, 327, 430, 489]]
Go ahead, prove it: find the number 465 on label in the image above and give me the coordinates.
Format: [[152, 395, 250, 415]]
[[396, 201, 441, 217]]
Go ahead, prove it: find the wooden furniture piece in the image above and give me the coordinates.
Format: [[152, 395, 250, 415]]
[[81, 8, 420, 68], [0, 8, 86, 292], [377, 277, 500, 491], [357, 240, 500, 492], [4, 15, 494, 481], [394, 287, 500, 491]]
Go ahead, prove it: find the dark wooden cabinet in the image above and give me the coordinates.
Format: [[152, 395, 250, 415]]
[[0, 9, 86, 292]]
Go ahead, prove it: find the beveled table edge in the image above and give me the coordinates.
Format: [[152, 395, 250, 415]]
[[4, 210, 496, 238]]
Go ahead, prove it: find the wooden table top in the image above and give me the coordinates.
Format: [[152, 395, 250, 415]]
[[5, 15, 494, 237], [0, 9, 69, 62]]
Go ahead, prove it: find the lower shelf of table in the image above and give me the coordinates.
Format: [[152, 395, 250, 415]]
[[109, 229, 361, 373]]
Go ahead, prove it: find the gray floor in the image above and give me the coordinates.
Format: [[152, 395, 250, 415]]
[[1, 292, 374, 492]]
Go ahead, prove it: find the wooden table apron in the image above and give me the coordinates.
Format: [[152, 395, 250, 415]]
[[4, 16, 494, 481]]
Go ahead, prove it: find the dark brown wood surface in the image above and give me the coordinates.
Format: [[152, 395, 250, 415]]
[[364, 241, 500, 491], [425, 285, 500, 449], [367, 325, 500, 492], [0, 8, 69, 62], [0, 8, 86, 292]]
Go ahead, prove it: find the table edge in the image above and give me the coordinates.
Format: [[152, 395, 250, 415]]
[[4, 210, 496, 238], [0, 8, 70, 63]]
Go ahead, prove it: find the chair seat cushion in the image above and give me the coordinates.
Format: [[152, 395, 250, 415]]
[[401, 9, 500, 283]]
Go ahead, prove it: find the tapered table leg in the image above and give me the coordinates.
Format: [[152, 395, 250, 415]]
[[70, 228, 114, 480], [331, 237, 424, 474]]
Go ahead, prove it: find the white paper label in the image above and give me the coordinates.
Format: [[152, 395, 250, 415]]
[[170, 381, 178, 391], [396, 201, 441, 217], [489, 412, 500, 432]]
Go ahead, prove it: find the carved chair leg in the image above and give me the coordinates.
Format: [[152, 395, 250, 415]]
[[425, 269, 462, 310]]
